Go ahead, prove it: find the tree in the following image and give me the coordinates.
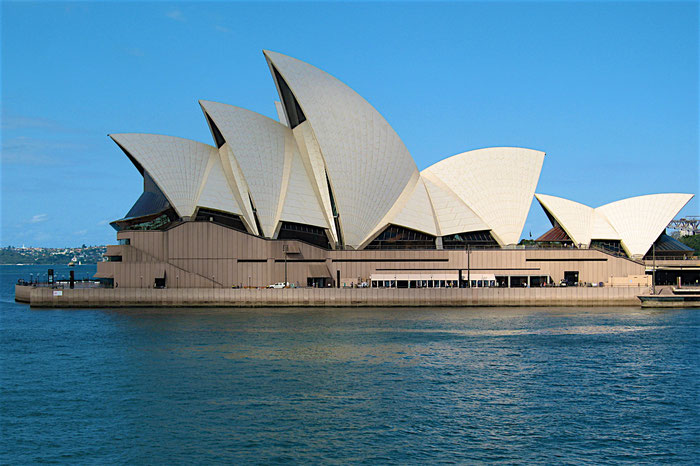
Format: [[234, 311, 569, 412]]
[[679, 235, 700, 255]]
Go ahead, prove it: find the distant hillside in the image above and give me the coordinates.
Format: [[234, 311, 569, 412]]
[[0, 246, 106, 265]]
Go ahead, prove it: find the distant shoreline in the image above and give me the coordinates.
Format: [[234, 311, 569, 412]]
[[1, 263, 100, 266], [0, 246, 106, 266]]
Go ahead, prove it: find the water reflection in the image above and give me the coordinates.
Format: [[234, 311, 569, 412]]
[[3, 278, 698, 463]]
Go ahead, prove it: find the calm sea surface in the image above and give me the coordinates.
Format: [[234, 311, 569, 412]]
[[1, 264, 698, 464]]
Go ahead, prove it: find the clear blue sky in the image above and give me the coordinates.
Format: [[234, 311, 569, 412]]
[[2, 1, 698, 248]]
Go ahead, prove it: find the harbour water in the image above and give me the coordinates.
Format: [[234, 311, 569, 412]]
[[2, 265, 698, 463]]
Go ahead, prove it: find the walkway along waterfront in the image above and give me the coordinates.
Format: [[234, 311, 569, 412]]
[[16, 285, 648, 308]]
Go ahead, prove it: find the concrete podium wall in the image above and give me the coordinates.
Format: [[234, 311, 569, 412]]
[[98, 222, 646, 290], [19, 285, 647, 308]]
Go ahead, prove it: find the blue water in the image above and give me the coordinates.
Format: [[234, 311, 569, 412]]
[[2, 264, 698, 463]]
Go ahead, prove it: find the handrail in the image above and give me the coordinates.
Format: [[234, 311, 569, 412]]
[[642, 256, 700, 262]]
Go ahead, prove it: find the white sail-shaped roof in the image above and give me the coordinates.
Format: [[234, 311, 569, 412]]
[[200, 101, 290, 238], [535, 194, 596, 246], [278, 139, 330, 230], [201, 100, 328, 237], [292, 121, 338, 244], [388, 178, 439, 236], [264, 50, 419, 248], [422, 177, 490, 236], [197, 149, 243, 216], [274, 101, 288, 126], [218, 143, 258, 235], [597, 193, 693, 257], [590, 211, 621, 240], [423, 147, 545, 245], [109, 133, 215, 218], [537, 192, 693, 257]]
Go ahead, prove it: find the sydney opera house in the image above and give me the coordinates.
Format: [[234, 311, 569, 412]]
[[97, 50, 694, 289]]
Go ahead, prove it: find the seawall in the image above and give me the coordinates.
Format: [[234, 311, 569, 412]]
[[16, 285, 647, 308]]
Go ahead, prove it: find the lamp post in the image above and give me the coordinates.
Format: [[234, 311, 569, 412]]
[[652, 243, 656, 295], [282, 244, 288, 286], [467, 244, 471, 288]]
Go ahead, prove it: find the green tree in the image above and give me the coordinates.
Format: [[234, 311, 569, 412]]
[[679, 235, 700, 255]]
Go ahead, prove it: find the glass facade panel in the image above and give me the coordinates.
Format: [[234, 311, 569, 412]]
[[590, 240, 625, 257], [365, 225, 436, 250], [441, 230, 499, 249], [277, 222, 331, 249], [195, 208, 248, 233]]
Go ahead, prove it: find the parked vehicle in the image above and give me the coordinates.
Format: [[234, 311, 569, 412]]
[[268, 282, 289, 289]]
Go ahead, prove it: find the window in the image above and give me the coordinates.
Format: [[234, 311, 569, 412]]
[[195, 208, 248, 233], [590, 240, 625, 257], [277, 222, 331, 249], [365, 225, 436, 250], [123, 212, 173, 231], [442, 230, 499, 249]]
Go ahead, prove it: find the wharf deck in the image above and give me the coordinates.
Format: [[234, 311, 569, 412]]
[[16, 285, 652, 308]]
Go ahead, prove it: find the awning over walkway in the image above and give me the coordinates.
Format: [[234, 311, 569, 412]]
[[460, 272, 496, 282]]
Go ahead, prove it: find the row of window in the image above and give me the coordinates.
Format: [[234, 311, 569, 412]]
[[371, 280, 497, 288], [366, 225, 499, 250], [277, 221, 331, 249], [195, 208, 248, 232], [121, 200, 502, 253], [373, 280, 460, 288], [121, 212, 174, 231]]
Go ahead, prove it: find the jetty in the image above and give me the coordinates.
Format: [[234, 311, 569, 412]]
[[16, 284, 649, 308]]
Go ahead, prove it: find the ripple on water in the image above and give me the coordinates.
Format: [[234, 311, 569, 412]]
[[0, 268, 698, 463]]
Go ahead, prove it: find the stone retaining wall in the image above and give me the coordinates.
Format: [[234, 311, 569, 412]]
[[14, 285, 31, 303], [18, 285, 647, 308]]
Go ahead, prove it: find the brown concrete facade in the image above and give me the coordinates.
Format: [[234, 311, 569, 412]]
[[96, 222, 646, 289]]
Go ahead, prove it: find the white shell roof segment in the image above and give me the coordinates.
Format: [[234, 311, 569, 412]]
[[278, 134, 329, 230], [200, 100, 291, 238], [292, 121, 339, 243], [218, 143, 258, 235], [110, 133, 216, 218], [197, 149, 243, 216], [274, 101, 289, 127], [264, 50, 419, 248], [423, 147, 545, 245], [590, 211, 621, 240], [597, 193, 693, 257], [422, 177, 490, 236], [535, 193, 597, 246], [389, 178, 439, 236], [536, 192, 693, 257]]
